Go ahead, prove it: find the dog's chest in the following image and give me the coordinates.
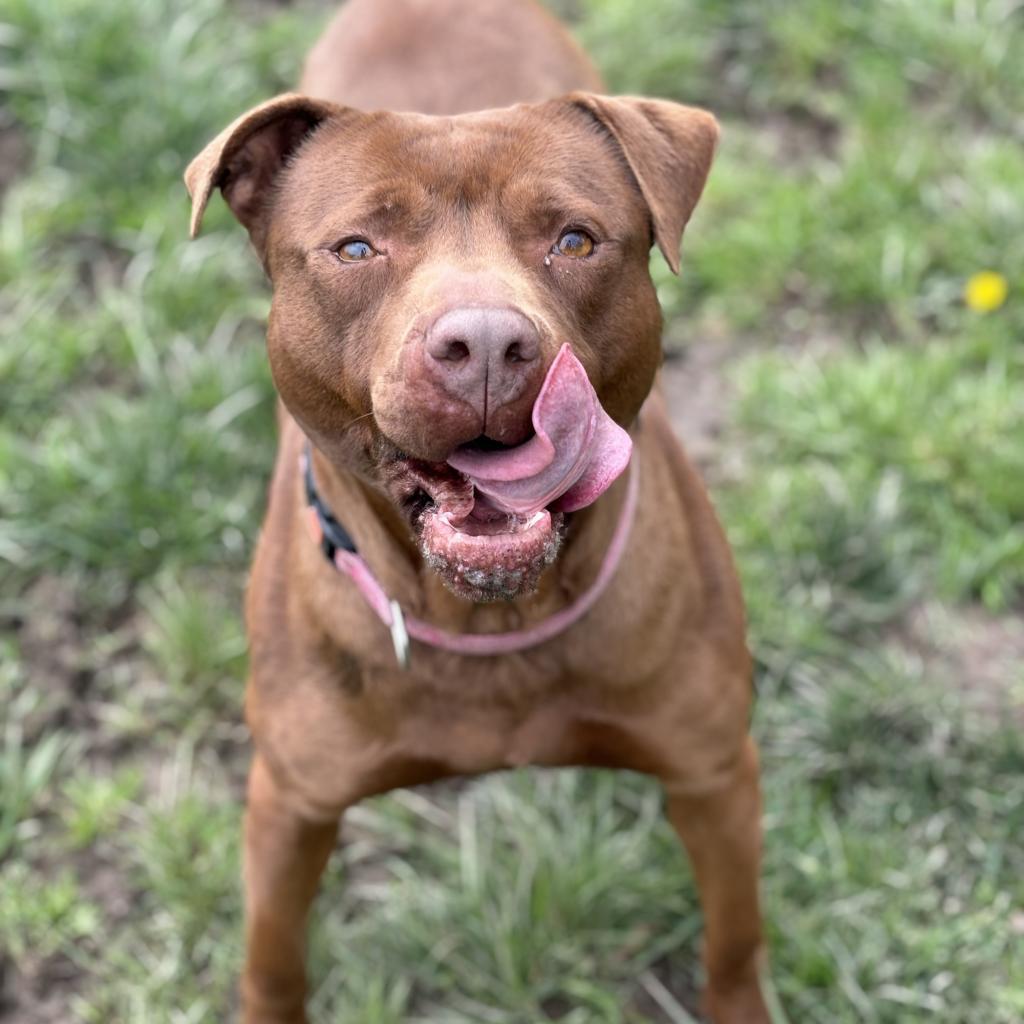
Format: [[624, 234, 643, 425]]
[[393, 696, 587, 774], [358, 651, 661, 777]]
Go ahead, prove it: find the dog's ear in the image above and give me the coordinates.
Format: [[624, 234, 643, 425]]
[[184, 93, 345, 245], [569, 94, 719, 274]]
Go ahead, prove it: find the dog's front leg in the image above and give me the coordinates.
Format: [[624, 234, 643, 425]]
[[664, 734, 770, 1024], [240, 754, 341, 1024]]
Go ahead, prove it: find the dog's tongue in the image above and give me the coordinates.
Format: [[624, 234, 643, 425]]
[[447, 344, 632, 516]]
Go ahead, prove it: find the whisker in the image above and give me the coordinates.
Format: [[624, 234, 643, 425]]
[[342, 410, 376, 432]]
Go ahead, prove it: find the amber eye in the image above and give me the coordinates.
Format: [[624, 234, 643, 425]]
[[554, 229, 595, 259], [336, 238, 377, 262]]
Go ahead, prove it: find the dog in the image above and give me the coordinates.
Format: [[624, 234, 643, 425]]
[[185, 1, 769, 1021]]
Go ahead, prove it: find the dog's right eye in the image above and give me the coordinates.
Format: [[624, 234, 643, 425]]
[[554, 229, 595, 259], [335, 238, 378, 262]]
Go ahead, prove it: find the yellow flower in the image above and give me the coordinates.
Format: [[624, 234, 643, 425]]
[[964, 271, 1008, 313]]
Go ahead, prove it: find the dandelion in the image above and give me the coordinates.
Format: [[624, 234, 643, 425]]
[[964, 271, 1008, 313]]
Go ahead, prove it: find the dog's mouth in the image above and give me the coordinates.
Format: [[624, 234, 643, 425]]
[[392, 455, 564, 602], [385, 345, 633, 602]]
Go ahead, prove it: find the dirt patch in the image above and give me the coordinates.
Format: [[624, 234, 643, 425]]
[[659, 339, 740, 476], [751, 106, 842, 166], [0, 950, 79, 1024], [10, 575, 96, 734], [894, 601, 1024, 719], [628, 957, 704, 1022]]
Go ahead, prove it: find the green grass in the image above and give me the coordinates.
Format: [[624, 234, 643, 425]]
[[1, 0, 1022, 1021], [731, 332, 1024, 610], [0, 645, 70, 859]]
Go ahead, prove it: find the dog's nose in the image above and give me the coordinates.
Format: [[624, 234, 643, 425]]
[[424, 306, 542, 420]]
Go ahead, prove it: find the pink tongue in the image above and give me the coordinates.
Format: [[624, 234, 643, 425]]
[[447, 344, 632, 516]]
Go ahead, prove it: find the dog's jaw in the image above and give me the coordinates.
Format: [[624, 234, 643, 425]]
[[418, 502, 565, 602]]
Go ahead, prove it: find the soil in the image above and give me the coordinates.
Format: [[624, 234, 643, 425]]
[[0, 951, 78, 1024], [896, 601, 1024, 720], [660, 341, 737, 474]]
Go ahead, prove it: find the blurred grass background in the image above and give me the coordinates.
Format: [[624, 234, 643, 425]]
[[1, 0, 1023, 1021]]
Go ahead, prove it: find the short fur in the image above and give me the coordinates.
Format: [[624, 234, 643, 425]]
[[185, 1, 770, 1021]]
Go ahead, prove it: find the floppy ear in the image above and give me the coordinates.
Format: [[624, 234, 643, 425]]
[[569, 93, 719, 274], [184, 92, 344, 245]]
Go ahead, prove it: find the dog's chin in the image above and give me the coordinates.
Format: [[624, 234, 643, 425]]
[[382, 454, 565, 602], [418, 503, 565, 602]]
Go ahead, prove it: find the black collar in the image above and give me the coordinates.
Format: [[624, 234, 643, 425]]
[[302, 444, 358, 562]]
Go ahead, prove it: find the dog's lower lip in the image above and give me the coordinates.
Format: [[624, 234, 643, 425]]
[[385, 456, 562, 598], [419, 502, 562, 600]]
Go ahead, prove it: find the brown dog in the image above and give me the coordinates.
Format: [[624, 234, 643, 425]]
[[186, 1, 768, 1021]]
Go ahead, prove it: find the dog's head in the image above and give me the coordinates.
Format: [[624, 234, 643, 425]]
[[187, 93, 717, 600]]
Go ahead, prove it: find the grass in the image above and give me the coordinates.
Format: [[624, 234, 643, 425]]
[[1, 0, 1022, 1021], [0, 651, 70, 859], [732, 334, 1024, 609]]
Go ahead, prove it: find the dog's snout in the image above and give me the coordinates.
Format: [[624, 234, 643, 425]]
[[424, 306, 542, 421], [426, 306, 540, 370]]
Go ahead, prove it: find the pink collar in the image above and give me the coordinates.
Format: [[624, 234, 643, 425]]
[[303, 450, 639, 667]]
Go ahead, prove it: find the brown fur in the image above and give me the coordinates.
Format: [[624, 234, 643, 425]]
[[185, 1, 769, 1021]]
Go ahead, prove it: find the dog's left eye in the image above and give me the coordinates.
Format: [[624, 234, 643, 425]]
[[554, 229, 595, 259], [335, 238, 378, 262]]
